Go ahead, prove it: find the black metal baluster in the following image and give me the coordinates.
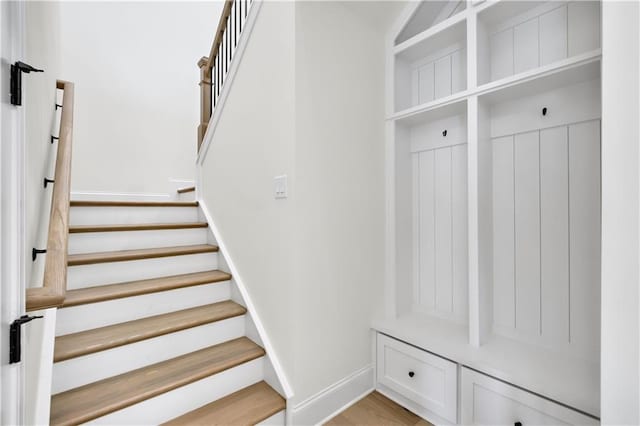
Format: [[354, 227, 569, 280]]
[[215, 64, 218, 110], [220, 43, 224, 95]]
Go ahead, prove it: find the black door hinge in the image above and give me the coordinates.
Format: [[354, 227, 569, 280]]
[[10, 61, 44, 106], [9, 315, 43, 364]]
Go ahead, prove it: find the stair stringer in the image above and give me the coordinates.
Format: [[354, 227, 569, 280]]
[[197, 199, 294, 404], [196, 0, 263, 166]]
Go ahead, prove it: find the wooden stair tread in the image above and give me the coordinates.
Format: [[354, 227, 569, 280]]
[[68, 244, 218, 266], [62, 270, 232, 307], [54, 301, 246, 362], [163, 381, 285, 426], [50, 337, 265, 426], [70, 200, 198, 207], [177, 186, 196, 194], [69, 222, 208, 233]]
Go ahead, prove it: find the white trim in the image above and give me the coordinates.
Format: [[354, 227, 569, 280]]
[[390, 1, 422, 44], [70, 191, 170, 202], [290, 365, 375, 426], [196, 0, 263, 166], [25, 308, 56, 426], [1, 1, 27, 423], [197, 198, 293, 400]]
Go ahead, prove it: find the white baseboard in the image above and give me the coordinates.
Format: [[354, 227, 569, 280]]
[[291, 365, 375, 426], [70, 191, 170, 202]]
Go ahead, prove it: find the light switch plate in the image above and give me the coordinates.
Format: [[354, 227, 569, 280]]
[[274, 175, 287, 199]]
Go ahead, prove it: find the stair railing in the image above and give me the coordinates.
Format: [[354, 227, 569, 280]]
[[197, 0, 254, 151], [26, 80, 74, 311]]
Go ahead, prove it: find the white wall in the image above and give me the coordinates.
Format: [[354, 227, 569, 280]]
[[600, 1, 640, 424], [199, 0, 388, 415], [24, 1, 62, 287], [199, 0, 297, 389], [292, 0, 386, 408], [58, 1, 221, 195]]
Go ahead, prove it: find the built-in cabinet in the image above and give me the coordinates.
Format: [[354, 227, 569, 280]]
[[376, 1, 602, 424]]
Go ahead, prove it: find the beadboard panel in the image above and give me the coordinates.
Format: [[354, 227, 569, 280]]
[[514, 131, 541, 337], [568, 120, 601, 355], [414, 144, 468, 321], [484, 2, 600, 84], [451, 144, 468, 319], [491, 119, 601, 353], [410, 48, 467, 107], [434, 148, 453, 312], [417, 150, 436, 309], [492, 136, 515, 330], [540, 126, 570, 344]]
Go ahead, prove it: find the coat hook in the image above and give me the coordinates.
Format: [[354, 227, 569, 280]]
[[43, 177, 55, 188], [50, 135, 59, 144], [542, 107, 548, 116], [442, 130, 447, 137]]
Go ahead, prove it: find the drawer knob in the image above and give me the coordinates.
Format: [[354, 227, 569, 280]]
[[408, 371, 415, 378], [515, 422, 522, 426], [442, 130, 447, 137], [542, 107, 548, 116]]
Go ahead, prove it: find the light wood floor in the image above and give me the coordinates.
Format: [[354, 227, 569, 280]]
[[324, 392, 433, 426]]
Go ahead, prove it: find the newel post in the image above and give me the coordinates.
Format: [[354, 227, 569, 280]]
[[197, 56, 212, 151]]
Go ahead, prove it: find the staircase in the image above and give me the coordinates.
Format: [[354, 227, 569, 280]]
[[49, 199, 285, 425]]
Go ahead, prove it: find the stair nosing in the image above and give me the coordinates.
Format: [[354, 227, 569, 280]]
[[62, 270, 232, 307], [69, 222, 208, 233], [162, 381, 286, 426], [54, 301, 247, 362], [50, 337, 265, 426], [70, 200, 199, 207], [67, 244, 218, 266]]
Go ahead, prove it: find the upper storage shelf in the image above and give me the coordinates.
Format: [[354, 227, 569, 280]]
[[395, 0, 466, 45], [394, 19, 467, 113], [477, 1, 601, 85]]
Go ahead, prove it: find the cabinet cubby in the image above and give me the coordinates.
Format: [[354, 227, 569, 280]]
[[396, 1, 466, 45], [394, 20, 467, 112], [394, 101, 468, 327], [476, 68, 601, 359], [477, 1, 601, 85]]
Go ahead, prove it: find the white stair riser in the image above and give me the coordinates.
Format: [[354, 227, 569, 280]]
[[52, 316, 245, 394], [91, 357, 264, 425], [56, 281, 230, 335], [68, 228, 208, 254], [177, 192, 196, 202], [70, 206, 199, 226], [67, 252, 218, 289], [258, 410, 286, 426]]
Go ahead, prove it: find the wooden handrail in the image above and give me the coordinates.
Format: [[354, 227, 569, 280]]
[[26, 80, 74, 311], [197, 0, 253, 150], [206, 0, 234, 71]]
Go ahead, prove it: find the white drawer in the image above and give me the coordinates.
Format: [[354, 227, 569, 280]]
[[461, 368, 599, 425], [376, 334, 457, 423]]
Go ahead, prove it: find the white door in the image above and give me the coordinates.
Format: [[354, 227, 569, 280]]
[[1, 1, 26, 424]]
